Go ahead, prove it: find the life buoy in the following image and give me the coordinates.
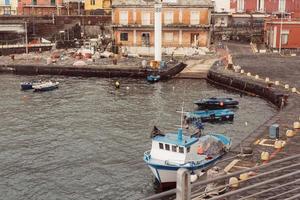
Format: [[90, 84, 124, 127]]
[[220, 101, 224, 106]]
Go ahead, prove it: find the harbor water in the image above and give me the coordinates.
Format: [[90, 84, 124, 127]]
[[0, 74, 276, 200]]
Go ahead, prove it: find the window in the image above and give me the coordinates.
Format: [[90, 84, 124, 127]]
[[165, 144, 170, 151], [141, 33, 150, 47], [237, 0, 244, 12], [190, 11, 200, 25], [32, 0, 37, 5], [120, 32, 128, 41], [142, 12, 151, 25], [257, 0, 264, 11], [164, 11, 173, 25], [90, 0, 95, 5], [164, 32, 173, 43], [159, 143, 164, 149], [187, 147, 190, 153], [279, 0, 286, 12], [5, 0, 10, 5], [172, 145, 177, 152], [281, 30, 289, 45], [179, 147, 184, 153], [120, 11, 128, 25], [51, 0, 56, 6], [191, 33, 199, 46]]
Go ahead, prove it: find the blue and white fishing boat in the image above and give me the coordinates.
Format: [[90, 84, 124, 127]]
[[147, 74, 160, 83], [185, 109, 234, 122], [33, 81, 59, 92], [144, 128, 231, 186], [194, 97, 239, 109]]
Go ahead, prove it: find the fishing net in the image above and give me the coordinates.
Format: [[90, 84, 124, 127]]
[[199, 135, 224, 156]]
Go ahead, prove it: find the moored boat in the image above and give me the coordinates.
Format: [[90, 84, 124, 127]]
[[194, 97, 239, 109], [144, 128, 231, 186], [147, 75, 160, 83], [33, 81, 59, 92], [20, 80, 41, 90], [185, 109, 234, 122]]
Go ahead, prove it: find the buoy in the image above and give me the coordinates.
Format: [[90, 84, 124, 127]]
[[190, 174, 198, 183], [115, 81, 120, 89], [240, 69, 245, 74], [274, 140, 284, 149], [247, 72, 251, 76], [275, 81, 280, 86], [220, 102, 224, 106], [286, 129, 296, 137], [293, 121, 300, 129], [261, 151, 270, 161], [126, 86, 130, 90], [291, 87, 297, 93], [284, 84, 289, 89], [229, 177, 239, 188], [239, 173, 249, 181], [255, 75, 259, 79], [265, 77, 270, 82]]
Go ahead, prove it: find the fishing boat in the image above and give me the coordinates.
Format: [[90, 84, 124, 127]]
[[33, 81, 59, 92], [147, 74, 160, 83], [185, 109, 234, 122], [20, 80, 41, 90], [194, 98, 239, 109], [144, 128, 231, 186]]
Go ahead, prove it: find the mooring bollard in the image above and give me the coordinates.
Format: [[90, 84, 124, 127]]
[[265, 77, 270, 82], [240, 69, 245, 74], [275, 81, 280, 86], [261, 151, 270, 161], [247, 72, 251, 77], [229, 177, 239, 188], [255, 75, 259, 79], [293, 121, 300, 129], [176, 168, 191, 200], [286, 129, 296, 137], [284, 84, 290, 89], [292, 87, 297, 93]]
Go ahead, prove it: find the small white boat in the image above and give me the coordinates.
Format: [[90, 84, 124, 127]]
[[143, 128, 231, 187], [32, 81, 59, 92]]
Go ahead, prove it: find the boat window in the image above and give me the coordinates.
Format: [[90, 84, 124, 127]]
[[172, 145, 177, 152], [165, 144, 170, 151], [187, 147, 190, 153], [159, 143, 164, 149], [179, 147, 184, 153]]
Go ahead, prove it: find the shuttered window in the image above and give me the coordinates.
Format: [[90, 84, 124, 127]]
[[164, 11, 173, 25], [142, 12, 151, 25], [120, 11, 128, 25], [190, 11, 200, 25]]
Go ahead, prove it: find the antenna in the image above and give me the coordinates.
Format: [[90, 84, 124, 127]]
[[180, 101, 184, 129]]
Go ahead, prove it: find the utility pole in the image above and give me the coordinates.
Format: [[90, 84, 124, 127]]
[[154, 1, 162, 62], [25, 21, 28, 54]]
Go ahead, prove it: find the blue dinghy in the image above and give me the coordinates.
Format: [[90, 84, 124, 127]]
[[185, 109, 234, 122], [147, 75, 160, 83], [194, 97, 239, 109]]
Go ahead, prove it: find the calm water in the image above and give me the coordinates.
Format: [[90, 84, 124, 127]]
[[0, 74, 276, 200]]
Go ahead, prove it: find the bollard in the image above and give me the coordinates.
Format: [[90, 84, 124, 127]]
[[176, 168, 191, 200], [275, 81, 280, 86], [274, 140, 284, 149], [229, 177, 239, 188], [255, 75, 259, 79], [240, 69, 245, 74], [284, 84, 290, 89], [293, 121, 300, 129], [265, 77, 270, 82], [247, 72, 251, 77], [261, 151, 270, 161], [239, 173, 249, 181], [292, 87, 297, 93], [286, 129, 296, 137]]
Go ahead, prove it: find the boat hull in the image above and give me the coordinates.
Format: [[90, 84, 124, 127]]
[[186, 109, 234, 122], [147, 75, 160, 83], [194, 98, 239, 109], [34, 85, 58, 92], [21, 83, 33, 90]]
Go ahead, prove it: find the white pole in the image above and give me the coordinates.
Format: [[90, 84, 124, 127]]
[[154, 3, 162, 62], [25, 21, 28, 55], [279, 11, 283, 54]]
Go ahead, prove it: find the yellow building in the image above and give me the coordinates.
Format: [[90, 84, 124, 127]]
[[84, 0, 111, 15]]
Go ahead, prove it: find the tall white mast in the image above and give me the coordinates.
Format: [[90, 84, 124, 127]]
[[154, 1, 162, 62]]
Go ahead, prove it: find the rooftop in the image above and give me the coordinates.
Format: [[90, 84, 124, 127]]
[[153, 132, 198, 147]]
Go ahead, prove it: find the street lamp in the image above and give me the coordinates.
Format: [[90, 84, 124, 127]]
[[154, 0, 162, 62], [279, 11, 283, 55]]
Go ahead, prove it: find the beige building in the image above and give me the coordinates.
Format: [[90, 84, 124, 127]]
[[112, 0, 213, 56]]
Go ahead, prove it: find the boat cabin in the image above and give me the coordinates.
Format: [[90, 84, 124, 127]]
[[150, 128, 205, 165]]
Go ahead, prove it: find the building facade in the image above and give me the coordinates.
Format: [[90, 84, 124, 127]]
[[0, 0, 17, 15], [84, 0, 111, 15], [18, 0, 64, 16], [112, 0, 213, 55]]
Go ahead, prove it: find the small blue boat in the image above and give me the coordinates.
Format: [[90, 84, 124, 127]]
[[33, 81, 59, 92], [185, 109, 234, 122], [147, 75, 160, 83], [194, 97, 239, 109]]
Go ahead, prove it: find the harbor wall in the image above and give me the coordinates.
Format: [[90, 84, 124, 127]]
[[0, 62, 186, 80], [207, 67, 288, 108]]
